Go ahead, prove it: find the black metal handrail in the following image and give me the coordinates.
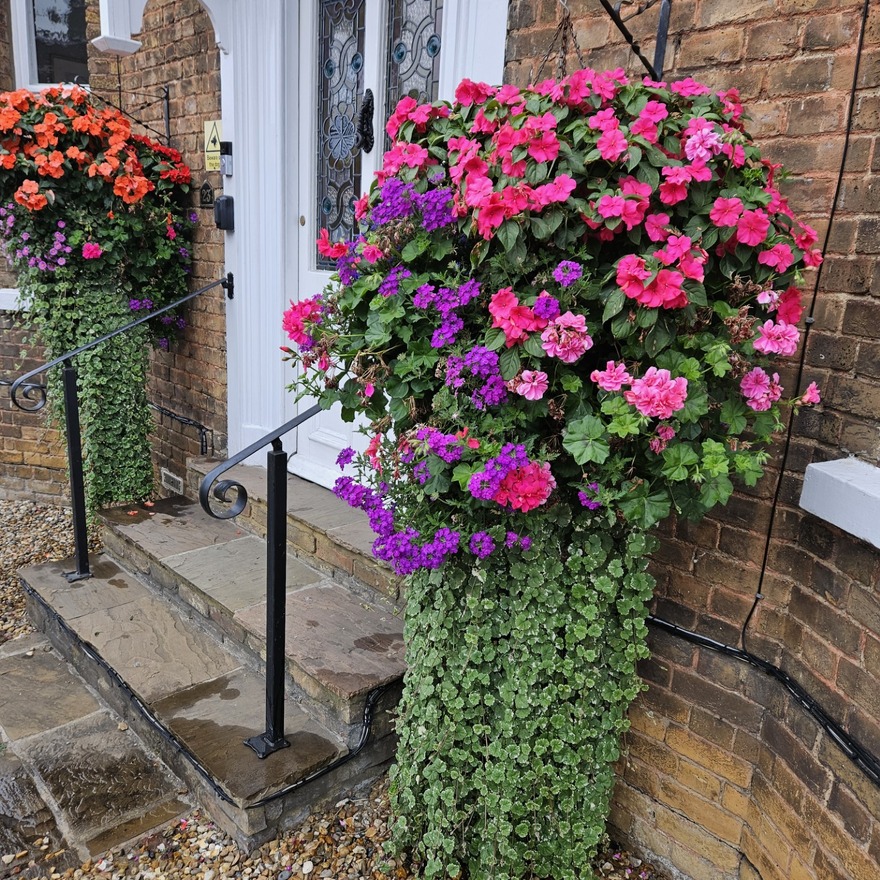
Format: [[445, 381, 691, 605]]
[[198, 402, 322, 758], [7, 273, 234, 582]]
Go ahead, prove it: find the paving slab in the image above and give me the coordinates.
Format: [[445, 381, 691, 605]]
[[235, 583, 405, 699], [102, 497, 247, 558], [0, 749, 80, 877], [16, 710, 187, 856], [152, 668, 344, 804], [163, 535, 323, 612], [0, 647, 100, 741]]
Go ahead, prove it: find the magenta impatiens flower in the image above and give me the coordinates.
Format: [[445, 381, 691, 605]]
[[709, 196, 743, 227], [736, 209, 771, 246], [82, 242, 103, 259]]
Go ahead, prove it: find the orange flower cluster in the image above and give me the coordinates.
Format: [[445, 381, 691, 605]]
[[0, 86, 191, 210]]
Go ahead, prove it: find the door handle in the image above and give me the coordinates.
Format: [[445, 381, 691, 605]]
[[355, 89, 374, 154]]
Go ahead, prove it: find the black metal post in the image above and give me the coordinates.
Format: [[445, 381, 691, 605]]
[[61, 359, 91, 582], [244, 439, 291, 758]]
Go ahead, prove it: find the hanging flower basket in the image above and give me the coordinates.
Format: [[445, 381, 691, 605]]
[[0, 86, 195, 510], [284, 68, 821, 879]]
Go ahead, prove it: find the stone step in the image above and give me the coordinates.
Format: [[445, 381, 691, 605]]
[[100, 497, 406, 732], [185, 458, 401, 600], [20, 555, 399, 850], [0, 632, 188, 866]]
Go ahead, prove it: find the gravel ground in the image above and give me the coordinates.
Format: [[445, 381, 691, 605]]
[[1, 499, 669, 880]]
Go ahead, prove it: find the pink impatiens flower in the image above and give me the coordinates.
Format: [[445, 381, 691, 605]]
[[757, 243, 795, 273], [736, 209, 771, 246], [597, 128, 628, 162], [489, 287, 546, 347], [515, 370, 549, 401], [709, 196, 743, 227], [540, 311, 593, 363], [590, 361, 633, 391], [624, 367, 688, 419], [753, 320, 800, 356]]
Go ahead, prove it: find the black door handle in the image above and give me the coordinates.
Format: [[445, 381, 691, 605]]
[[355, 89, 374, 154]]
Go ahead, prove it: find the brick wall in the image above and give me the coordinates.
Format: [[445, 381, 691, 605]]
[[505, 2, 880, 878]]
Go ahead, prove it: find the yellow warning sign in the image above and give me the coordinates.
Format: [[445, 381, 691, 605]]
[[204, 120, 222, 172]]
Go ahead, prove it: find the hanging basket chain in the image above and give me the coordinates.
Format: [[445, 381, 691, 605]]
[[535, 1, 586, 81]]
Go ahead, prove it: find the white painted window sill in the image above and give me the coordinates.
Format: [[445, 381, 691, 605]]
[[800, 458, 880, 550]]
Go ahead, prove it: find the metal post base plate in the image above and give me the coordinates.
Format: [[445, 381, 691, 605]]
[[64, 570, 93, 583], [244, 732, 291, 759]]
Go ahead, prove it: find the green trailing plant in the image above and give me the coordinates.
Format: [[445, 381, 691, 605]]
[[283, 68, 823, 878], [0, 85, 195, 510]]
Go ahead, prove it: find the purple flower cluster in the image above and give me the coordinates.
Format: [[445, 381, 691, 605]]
[[414, 427, 464, 464], [533, 294, 561, 320], [4, 215, 74, 272], [160, 314, 187, 329], [578, 482, 602, 510], [468, 443, 529, 500], [445, 346, 507, 410], [371, 179, 417, 225], [129, 298, 155, 311], [553, 260, 583, 288], [335, 242, 361, 285], [416, 188, 456, 231], [336, 447, 356, 468], [379, 264, 412, 297], [469, 531, 495, 559], [413, 279, 481, 349], [505, 531, 533, 551]]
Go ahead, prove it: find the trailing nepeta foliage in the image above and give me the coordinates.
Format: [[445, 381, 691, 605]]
[[391, 512, 656, 880], [0, 86, 195, 509]]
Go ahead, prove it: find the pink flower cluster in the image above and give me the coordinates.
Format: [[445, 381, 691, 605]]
[[385, 96, 450, 140], [753, 320, 800, 356], [740, 367, 783, 411], [494, 461, 556, 512], [489, 287, 545, 347], [82, 241, 103, 259], [282, 295, 322, 346], [591, 362, 688, 420], [616, 254, 688, 309], [624, 368, 689, 419], [514, 370, 549, 401], [540, 312, 593, 363]]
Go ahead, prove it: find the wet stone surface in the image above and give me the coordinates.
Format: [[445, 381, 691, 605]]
[[16, 710, 187, 852]]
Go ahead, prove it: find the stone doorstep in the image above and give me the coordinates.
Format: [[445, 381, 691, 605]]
[[20, 568, 400, 851], [186, 457, 401, 600], [0, 634, 189, 864], [99, 498, 406, 730]]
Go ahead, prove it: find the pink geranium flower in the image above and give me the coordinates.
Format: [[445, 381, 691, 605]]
[[590, 361, 633, 391], [540, 312, 593, 363], [800, 382, 821, 405], [624, 367, 688, 418], [82, 242, 103, 259], [493, 461, 556, 512], [740, 367, 783, 411], [282, 296, 322, 347], [753, 320, 800, 356], [515, 370, 549, 401]]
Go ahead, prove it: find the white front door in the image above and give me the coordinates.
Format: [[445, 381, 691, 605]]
[[288, 0, 508, 488]]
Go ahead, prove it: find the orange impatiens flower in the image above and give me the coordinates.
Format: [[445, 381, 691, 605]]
[[13, 179, 48, 211], [0, 106, 21, 132], [113, 173, 154, 204], [34, 150, 65, 179]]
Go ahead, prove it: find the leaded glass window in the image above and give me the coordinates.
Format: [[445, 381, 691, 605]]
[[316, 0, 366, 269], [385, 0, 443, 150]]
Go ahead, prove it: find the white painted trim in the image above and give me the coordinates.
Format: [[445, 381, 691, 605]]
[[0, 288, 22, 311], [9, 0, 38, 87], [438, 0, 508, 97], [800, 458, 880, 550]]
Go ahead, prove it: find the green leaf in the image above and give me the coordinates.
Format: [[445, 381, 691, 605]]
[[485, 326, 507, 351], [499, 346, 521, 380], [661, 444, 700, 482], [496, 220, 520, 253], [523, 333, 546, 358], [401, 236, 429, 262], [618, 486, 672, 528], [560, 373, 583, 393], [699, 474, 734, 509], [563, 415, 610, 465], [644, 319, 674, 357], [720, 397, 748, 434], [625, 145, 643, 171], [602, 288, 626, 323]]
